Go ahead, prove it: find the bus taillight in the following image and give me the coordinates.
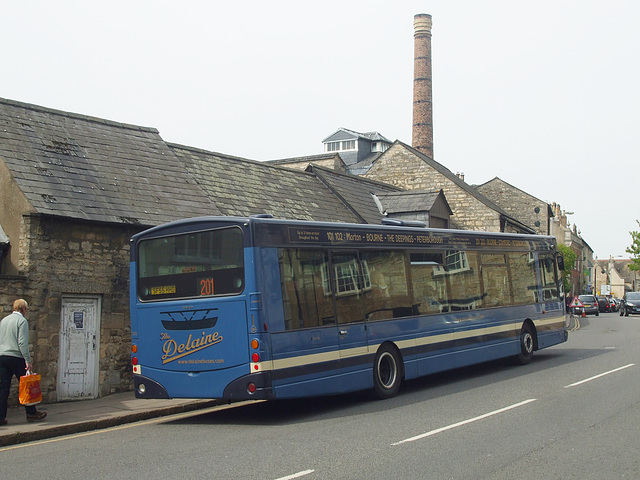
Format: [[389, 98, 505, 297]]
[[247, 383, 256, 394], [131, 345, 139, 370], [251, 339, 260, 362]]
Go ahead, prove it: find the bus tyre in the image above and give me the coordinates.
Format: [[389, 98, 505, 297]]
[[517, 323, 535, 365], [373, 345, 402, 399]]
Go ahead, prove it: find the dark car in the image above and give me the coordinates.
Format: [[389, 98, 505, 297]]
[[596, 296, 611, 313], [620, 292, 640, 316], [577, 294, 599, 316]]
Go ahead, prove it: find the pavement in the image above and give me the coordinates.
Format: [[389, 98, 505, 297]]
[[0, 392, 222, 447]]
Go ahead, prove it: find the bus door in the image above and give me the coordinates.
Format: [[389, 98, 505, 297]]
[[331, 251, 369, 359]]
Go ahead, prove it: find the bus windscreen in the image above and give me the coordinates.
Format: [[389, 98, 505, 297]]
[[137, 226, 244, 301]]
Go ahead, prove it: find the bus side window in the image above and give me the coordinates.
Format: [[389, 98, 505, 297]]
[[362, 250, 414, 320], [447, 251, 482, 311], [409, 251, 447, 314], [539, 254, 559, 300], [333, 252, 367, 324], [279, 249, 335, 330], [480, 254, 510, 308], [508, 252, 539, 305]]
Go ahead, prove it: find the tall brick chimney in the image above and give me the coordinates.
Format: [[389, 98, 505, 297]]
[[412, 13, 433, 158]]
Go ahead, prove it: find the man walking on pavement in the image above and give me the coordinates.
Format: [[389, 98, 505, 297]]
[[0, 299, 47, 425]]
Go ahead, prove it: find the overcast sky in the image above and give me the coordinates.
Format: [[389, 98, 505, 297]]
[[3, 1, 638, 259]]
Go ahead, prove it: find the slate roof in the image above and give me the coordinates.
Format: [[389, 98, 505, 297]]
[[0, 98, 214, 226], [348, 152, 383, 175], [322, 127, 392, 144], [264, 153, 340, 167], [306, 165, 402, 224], [376, 190, 448, 215], [0, 98, 370, 228], [170, 144, 361, 223]]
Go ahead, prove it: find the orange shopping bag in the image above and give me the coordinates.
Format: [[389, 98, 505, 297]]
[[19, 371, 42, 406]]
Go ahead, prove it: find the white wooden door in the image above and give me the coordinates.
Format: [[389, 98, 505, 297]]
[[58, 296, 100, 400]]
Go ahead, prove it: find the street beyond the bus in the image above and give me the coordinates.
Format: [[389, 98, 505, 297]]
[[1, 311, 639, 479]]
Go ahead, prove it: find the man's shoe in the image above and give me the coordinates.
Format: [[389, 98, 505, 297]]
[[0, 418, 7, 425], [26, 411, 47, 422]]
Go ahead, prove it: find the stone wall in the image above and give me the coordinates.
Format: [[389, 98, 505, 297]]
[[1, 214, 144, 402], [364, 144, 502, 232]]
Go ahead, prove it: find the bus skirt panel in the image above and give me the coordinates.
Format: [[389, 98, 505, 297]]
[[133, 363, 258, 400]]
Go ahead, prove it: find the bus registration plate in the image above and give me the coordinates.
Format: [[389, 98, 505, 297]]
[[150, 285, 176, 295]]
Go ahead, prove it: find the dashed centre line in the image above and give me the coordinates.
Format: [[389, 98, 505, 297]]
[[274, 470, 315, 480], [391, 398, 537, 446], [564, 363, 635, 388]]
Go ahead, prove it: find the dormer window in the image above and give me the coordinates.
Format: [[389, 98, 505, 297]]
[[325, 140, 356, 152], [371, 142, 389, 153]]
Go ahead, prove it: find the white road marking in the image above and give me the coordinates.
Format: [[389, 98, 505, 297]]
[[391, 398, 537, 446], [564, 364, 635, 388], [274, 470, 315, 480]]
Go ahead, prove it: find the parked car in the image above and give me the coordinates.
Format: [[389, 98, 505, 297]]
[[620, 292, 640, 316], [596, 296, 611, 313], [577, 294, 599, 316], [608, 297, 619, 312]]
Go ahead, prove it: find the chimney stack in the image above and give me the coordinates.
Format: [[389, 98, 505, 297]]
[[412, 13, 433, 158]]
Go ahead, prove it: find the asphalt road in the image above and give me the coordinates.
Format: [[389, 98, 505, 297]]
[[1, 311, 639, 479]]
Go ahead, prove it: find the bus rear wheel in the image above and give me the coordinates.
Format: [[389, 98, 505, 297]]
[[373, 345, 402, 399], [517, 323, 535, 365]]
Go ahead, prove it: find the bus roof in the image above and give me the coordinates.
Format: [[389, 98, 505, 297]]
[[131, 215, 557, 253]]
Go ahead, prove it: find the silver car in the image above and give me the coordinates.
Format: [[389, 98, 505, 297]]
[[577, 294, 599, 316]]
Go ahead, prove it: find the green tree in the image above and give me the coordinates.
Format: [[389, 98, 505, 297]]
[[557, 243, 576, 294], [626, 220, 640, 271]]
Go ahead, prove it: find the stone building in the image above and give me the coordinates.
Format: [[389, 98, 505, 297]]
[[475, 177, 554, 235], [274, 139, 534, 234], [547, 203, 595, 295], [617, 260, 640, 293], [595, 258, 637, 298], [363, 142, 534, 234]]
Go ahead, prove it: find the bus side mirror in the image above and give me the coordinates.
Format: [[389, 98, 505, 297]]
[[557, 254, 565, 271]]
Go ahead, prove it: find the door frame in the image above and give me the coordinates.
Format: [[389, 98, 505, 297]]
[[57, 295, 102, 400]]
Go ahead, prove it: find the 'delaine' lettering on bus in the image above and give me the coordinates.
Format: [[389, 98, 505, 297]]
[[162, 331, 223, 364]]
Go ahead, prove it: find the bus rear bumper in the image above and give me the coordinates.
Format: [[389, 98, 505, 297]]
[[223, 372, 274, 400], [134, 375, 170, 399]]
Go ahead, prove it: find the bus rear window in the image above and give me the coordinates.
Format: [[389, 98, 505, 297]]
[[137, 226, 244, 301]]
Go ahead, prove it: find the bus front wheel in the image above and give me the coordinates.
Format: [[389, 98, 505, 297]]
[[373, 345, 402, 399], [517, 323, 535, 365]]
